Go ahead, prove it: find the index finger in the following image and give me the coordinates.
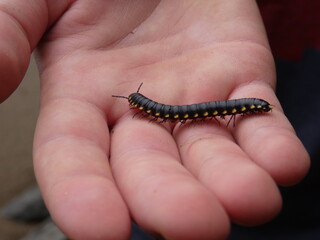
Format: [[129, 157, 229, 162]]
[[33, 98, 131, 240]]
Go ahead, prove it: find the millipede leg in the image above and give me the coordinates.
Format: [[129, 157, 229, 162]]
[[149, 117, 158, 123], [226, 115, 238, 127], [132, 111, 141, 119], [211, 116, 220, 125], [159, 119, 168, 123]]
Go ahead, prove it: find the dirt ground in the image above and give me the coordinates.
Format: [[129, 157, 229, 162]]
[[0, 57, 40, 240]]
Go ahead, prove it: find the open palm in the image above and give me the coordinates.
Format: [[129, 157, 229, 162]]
[[0, 1, 309, 239]]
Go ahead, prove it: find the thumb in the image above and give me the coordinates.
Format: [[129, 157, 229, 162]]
[[0, 0, 72, 102]]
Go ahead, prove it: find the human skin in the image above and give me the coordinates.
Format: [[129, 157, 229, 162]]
[[0, 0, 310, 239]]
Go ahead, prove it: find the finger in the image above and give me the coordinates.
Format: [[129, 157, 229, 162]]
[[0, 0, 71, 102], [175, 123, 282, 226], [34, 98, 131, 240], [231, 84, 310, 186], [110, 116, 230, 240]]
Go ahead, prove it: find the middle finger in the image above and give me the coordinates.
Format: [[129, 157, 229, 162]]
[[110, 116, 230, 239]]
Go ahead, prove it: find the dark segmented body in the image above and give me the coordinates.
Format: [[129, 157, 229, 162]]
[[112, 83, 273, 125], [127, 93, 272, 122]]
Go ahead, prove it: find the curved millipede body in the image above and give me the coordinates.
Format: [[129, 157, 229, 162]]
[[112, 83, 273, 126]]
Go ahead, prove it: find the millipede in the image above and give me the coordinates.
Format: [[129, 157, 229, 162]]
[[112, 83, 273, 126]]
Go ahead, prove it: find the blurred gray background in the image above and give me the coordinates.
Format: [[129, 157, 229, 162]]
[[0, 56, 40, 239]]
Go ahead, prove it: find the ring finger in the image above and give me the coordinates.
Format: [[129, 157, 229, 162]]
[[174, 122, 282, 226]]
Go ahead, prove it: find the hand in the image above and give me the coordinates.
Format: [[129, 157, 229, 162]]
[[1, 1, 310, 239]]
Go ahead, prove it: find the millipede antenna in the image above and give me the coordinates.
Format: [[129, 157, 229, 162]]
[[137, 82, 143, 93], [112, 95, 128, 99]]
